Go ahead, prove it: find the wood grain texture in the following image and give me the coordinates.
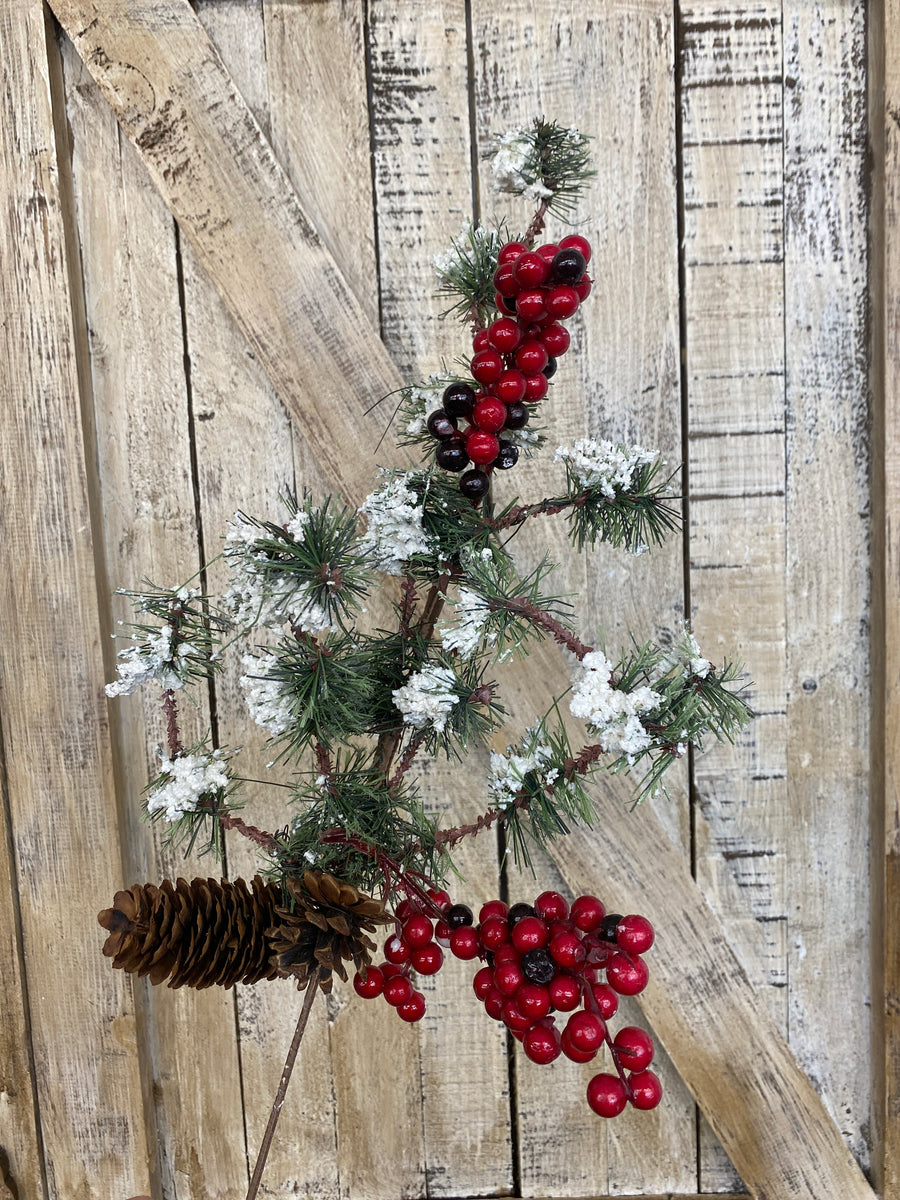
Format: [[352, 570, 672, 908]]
[[679, 4, 786, 1188], [782, 1, 872, 1176], [0, 5, 150, 1197]]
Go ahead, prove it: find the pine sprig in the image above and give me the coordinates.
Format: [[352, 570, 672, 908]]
[[489, 119, 595, 221], [433, 222, 508, 326], [144, 741, 240, 861]]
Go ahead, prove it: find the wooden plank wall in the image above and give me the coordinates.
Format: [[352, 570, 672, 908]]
[[0, 2, 890, 1199]]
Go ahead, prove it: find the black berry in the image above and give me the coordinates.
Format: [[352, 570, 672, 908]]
[[436, 441, 469, 472], [427, 409, 458, 440], [445, 903, 474, 929], [550, 247, 586, 284], [599, 913, 623, 943], [542, 356, 558, 379], [459, 470, 490, 501], [507, 902, 536, 928], [442, 382, 477, 419], [504, 401, 529, 430], [521, 947, 556, 985], [494, 440, 519, 470]]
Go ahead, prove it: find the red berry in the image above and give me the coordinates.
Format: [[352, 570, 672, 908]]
[[493, 943, 519, 964], [384, 935, 411, 964], [574, 275, 593, 302], [395, 899, 422, 922], [515, 982, 551, 1020], [629, 1070, 663, 1110], [380, 961, 409, 980], [466, 430, 500, 465], [473, 396, 507, 434], [565, 1010, 606, 1054], [479, 915, 510, 950], [473, 965, 494, 1000], [523, 372, 549, 403], [493, 264, 519, 297], [487, 317, 522, 354], [479, 899, 509, 922], [591, 982, 619, 1019], [560, 1028, 597, 1063], [613, 1027, 655, 1073], [606, 952, 650, 995], [616, 914, 655, 955], [384, 975, 414, 1007], [534, 891, 569, 922], [587, 1073, 628, 1118], [514, 341, 549, 375], [514, 289, 547, 322], [494, 959, 525, 996], [472, 328, 490, 352], [558, 234, 592, 264], [535, 242, 560, 262], [429, 888, 451, 909], [403, 915, 434, 948], [495, 369, 527, 404], [549, 931, 587, 970], [449, 926, 480, 959], [544, 285, 580, 320], [571, 895, 606, 932], [511, 915, 550, 953], [548, 973, 581, 1012], [523, 1023, 561, 1064], [501, 997, 534, 1033], [434, 919, 451, 944], [471, 349, 504, 385], [513, 251, 551, 288], [498, 240, 528, 264], [539, 323, 571, 357], [484, 987, 505, 1020], [398, 990, 427, 1023], [411, 942, 444, 975], [353, 965, 384, 999]]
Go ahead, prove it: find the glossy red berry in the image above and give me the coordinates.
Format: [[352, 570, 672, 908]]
[[549, 931, 587, 970], [560, 1027, 597, 1063], [606, 952, 650, 996], [384, 935, 411, 964], [493, 264, 519, 296], [534, 891, 569, 922], [473, 965, 495, 1000], [479, 899, 509, 922], [466, 431, 500, 465], [574, 275, 593, 302], [558, 233, 592, 264], [501, 997, 533, 1034], [449, 926, 480, 960], [515, 982, 551, 1020], [434, 918, 451, 944], [540, 322, 571, 357], [544, 285, 580, 320], [514, 341, 549, 375], [513, 251, 551, 288], [353, 965, 384, 999], [629, 1070, 663, 1110], [495, 369, 527, 404], [523, 372, 549, 403], [495, 292, 518, 315], [571, 894, 606, 932], [548, 973, 581, 1012], [493, 943, 519, 965], [403, 914, 434, 948], [479, 915, 510, 950], [472, 328, 490, 352], [429, 888, 451, 909], [380, 961, 410, 981], [524, 1023, 561, 1064], [515, 289, 548, 322], [591, 982, 619, 1020], [487, 317, 522, 354], [484, 987, 505, 1020], [470, 349, 504, 385], [535, 242, 560, 262], [511, 915, 550, 953], [473, 397, 507, 434], [616, 914, 655, 955], [613, 1026, 655, 1073], [398, 990, 427, 1022], [565, 1010, 606, 1054], [395, 899, 421, 922], [498, 240, 529, 264], [411, 942, 444, 975], [384, 975, 414, 1007], [493, 959, 525, 997], [587, 1073, 628, 1118]]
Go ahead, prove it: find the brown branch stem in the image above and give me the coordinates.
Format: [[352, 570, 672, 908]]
[[492, 595, 593, 660], [220, 814, 280, 852], [491, 492, 589, 532], [161, 689, 182, 758], [389, 730, 427, 793], [245, 975, 320, 1200]]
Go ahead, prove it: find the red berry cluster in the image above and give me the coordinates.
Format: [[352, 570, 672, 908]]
[[427, 234, 593, 501], [452, 890, 660, 1118], [353, 885, 660, 1119]]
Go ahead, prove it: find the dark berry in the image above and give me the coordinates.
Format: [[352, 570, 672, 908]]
[[494, 441, 519, 470], [427, 409, 457, 440], [587, 1073, 628, 1118], [521, 948, 556, 985], [542, 356, 557, 379], [445, 903, 474, 928], [558, 233, 592, 264], [599, 913, 623, 942], [507, 902, 536, 927], [442, 382, 476, 418], [435, 441, 469, 472], [504, 402, 529, 430], [550, 246, 587, 284]]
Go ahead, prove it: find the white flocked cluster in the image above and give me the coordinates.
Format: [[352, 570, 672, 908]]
[[488, 726, 561, 810], [439, 587, 494, 660], [105, 587, 199, 698], [358, 472, 437, 575], [490, 127, 554, 202], [569, 650, 662, 762], [554, 438, 658, 499], [239, 651, 295, 736], [392, 664, 459, 733], [146, 748, 230, 823]]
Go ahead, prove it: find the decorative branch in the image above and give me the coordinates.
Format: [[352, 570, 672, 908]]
[[220, 813, 279, 852], [162, 689, 182, 757], [492, 595, 593, 660]]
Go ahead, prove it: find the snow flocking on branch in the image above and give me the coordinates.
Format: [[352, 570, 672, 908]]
[[240, 651, 295, 737], [392, 664, 460, 733], [146, 749, 230, 823], [569, 650, 662, 762], [488, 727, 561, 811], [358, 472, 437, 576], [554, 437, 659, 499]]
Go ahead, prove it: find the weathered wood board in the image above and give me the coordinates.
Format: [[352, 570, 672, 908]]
[[0, 2, 892, 1199]]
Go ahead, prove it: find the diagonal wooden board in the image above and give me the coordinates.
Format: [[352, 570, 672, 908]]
[[46, 2, 877, 1198]]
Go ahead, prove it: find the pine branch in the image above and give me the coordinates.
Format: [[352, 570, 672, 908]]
[[162, 689, 182, 758]]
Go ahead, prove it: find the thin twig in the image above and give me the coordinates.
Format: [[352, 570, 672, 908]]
[[161, 689, 182, 757], [220, 814, 280, 852], [245, 975, 320, 1200], [492, 595, 593, 660], [388, 730, 427, 793]]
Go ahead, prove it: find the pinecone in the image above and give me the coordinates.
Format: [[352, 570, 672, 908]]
[[98, 875, 282, 989], [268, 870, 390, 994]]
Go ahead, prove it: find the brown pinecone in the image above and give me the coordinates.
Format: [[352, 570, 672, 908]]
[[268, 870, 390, 994], [98, 875, 282, 989]]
